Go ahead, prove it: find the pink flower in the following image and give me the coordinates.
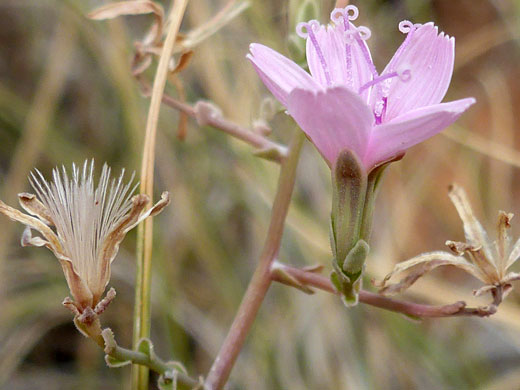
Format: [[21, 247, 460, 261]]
[[247, 5, 475, 171]]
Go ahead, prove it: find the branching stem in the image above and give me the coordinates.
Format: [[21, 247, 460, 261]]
[[138, 82, 288, 162], [204, 131, 304, 390], [271, 263, 498, 318]]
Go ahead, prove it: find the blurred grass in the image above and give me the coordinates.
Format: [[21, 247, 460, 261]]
[[2, 0, 520, 389]]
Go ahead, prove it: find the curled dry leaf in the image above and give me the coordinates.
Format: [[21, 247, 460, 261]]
[[376, 252, 482, 295]]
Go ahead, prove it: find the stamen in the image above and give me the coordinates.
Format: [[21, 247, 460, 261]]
[[343, 26, 378, 80], [331, 6, 378, 92], [297, 21, 332, 86], [358, 69, 411, 94], [387, 21, 421, 73]]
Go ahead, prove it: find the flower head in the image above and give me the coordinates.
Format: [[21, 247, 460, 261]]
[[248, 5, 475, 171], [377, 184, 520, 311], [0, 160, 169, 315]]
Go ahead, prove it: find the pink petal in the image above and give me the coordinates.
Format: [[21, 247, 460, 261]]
[[306, 23, 373, 101], [379, 23, 455, 121], [365, 98, 475, 169], [247, 43, 320, 107], [286, 86, 374, 166]]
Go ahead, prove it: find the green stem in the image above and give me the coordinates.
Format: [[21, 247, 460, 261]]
[[204, 131, 305, 390], [108, 343, 198, 389]]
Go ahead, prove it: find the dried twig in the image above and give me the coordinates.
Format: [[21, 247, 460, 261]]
[[132, 1, 188, 389]]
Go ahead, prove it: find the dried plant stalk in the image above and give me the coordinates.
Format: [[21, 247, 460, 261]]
[[132, 1, 189, 389]]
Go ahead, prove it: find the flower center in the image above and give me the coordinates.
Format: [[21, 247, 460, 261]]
[[297, 20, 332, 86]]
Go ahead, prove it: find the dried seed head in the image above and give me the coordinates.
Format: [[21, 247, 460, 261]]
[[0, 160, 170, 313], [377, 184, 520, 312]]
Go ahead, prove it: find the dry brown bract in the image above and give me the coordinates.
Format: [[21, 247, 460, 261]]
[[0, 161, 169, 318], [376, 184, 520, 312]]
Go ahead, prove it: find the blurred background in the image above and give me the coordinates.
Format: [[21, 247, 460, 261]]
[[1, 0, 520, 389]]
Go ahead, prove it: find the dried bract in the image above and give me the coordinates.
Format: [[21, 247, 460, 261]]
[[377, 184, 520, 310], [0, 160, 170, 315]]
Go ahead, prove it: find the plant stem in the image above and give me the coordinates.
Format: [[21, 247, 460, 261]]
[[205, 131, 305, 390], [104, 334, 199, 389], [132, 1, 189, 389], [272, 263, 498, 318], [138, 84, 287, 162]]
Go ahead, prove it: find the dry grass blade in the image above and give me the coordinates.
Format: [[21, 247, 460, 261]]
[[88, 1, 164, 22], [132, 0, 188, 389], [180, 0, 250, 49], [442, 126, 520, 169], [88, 1, 164, 46]]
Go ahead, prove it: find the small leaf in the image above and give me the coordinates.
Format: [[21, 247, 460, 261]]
[[101, 328, 117, 354], [137, 338, 154, 358], [253, 146, 284, 162], [342, 239, 369, 274], [105, 354, 132, 368], [271, 263, 314, 294], [165, 361, 188, 375], [330, 267, 361, 308]]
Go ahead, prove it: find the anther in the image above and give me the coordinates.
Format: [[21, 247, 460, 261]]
[[386, 21, 421, 74]]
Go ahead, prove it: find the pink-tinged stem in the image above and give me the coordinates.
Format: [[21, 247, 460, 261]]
[[205, 131, 305, 390], [139, 82, 288, 163], [271, 264, 497, 318]]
